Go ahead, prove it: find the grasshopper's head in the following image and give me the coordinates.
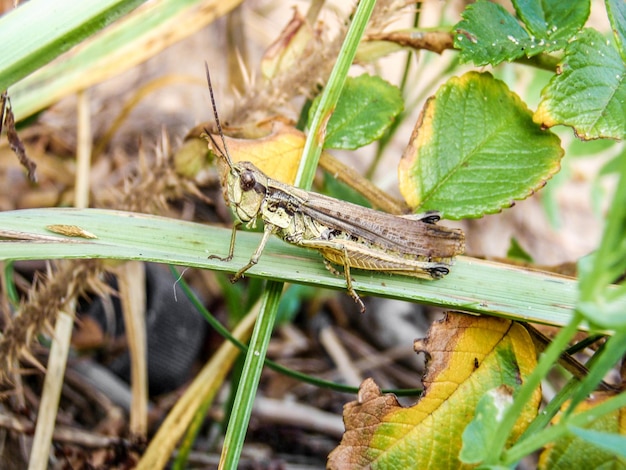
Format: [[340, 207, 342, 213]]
[[226, 161, 268, 224], [203, 65, 268, 225], [202, 128, 267, 225]]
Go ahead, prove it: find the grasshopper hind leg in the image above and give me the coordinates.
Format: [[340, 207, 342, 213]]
[[323, 259, 366, 313], [322, 259, 342, 277], [428, 266, 450, 278], [296, 238, 367, 312], [400, 210, 441, 224]]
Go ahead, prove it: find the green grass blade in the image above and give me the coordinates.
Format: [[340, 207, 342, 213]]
[[219, 283, 282, 469], [0, 0, 146, 92], [295, 0, 377, 189], [220, 2, 377, 467], [0, 207, 614, 328], [8, 0, 241, 121]]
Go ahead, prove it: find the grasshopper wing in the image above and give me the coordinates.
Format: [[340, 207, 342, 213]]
[[298, 191, 465, 259]]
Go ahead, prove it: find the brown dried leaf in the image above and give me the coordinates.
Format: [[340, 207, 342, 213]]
[[2, 93, 37, 182], [328, 313, 541, 469], [261, 8, 319, 80], [45, 225, 98, 239], [0, 260, 109, 379]]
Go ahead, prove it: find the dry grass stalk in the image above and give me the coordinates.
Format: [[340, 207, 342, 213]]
[[0, 260, 109, 379]]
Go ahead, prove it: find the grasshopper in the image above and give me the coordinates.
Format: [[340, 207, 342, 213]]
[[204, 68, 464, 311]]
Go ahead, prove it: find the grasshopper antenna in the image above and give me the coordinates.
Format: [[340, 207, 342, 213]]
[[204, 62, 235, 171]]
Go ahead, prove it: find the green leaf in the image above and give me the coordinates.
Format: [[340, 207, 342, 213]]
[[453, 0, 586, 66], [276, 284, 318, 324], [455, 1, 533, 66], [460, 386, 514, 464], [568, 426, 626, 459], [506, 237, 534, 263], [512, 0, 589, 43], [309, 74, 403, 150], [534, 28, 626, 140], [398, 72, 563, 219], [567, 135, 617, 158], [322, 172, 372, 208], [577, 145, 626, 329], [599, 152, 625, 176], [606, 0, 626, 63], [537, 394, 626, 468]]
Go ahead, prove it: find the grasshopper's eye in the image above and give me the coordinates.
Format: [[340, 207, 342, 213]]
[[240, 171, 256, 191]]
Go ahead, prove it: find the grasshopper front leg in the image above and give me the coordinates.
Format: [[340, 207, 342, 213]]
[[231, 224, 277, 282], [208, 222, 241, 263]]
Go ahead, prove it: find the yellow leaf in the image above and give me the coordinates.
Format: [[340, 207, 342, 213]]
[[328, 313, 540, 469], [209, 119, 305, 185]]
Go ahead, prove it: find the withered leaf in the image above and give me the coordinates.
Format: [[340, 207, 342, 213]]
[[261, 8, 316, 80], [208, 119, 305, 185], [2, 92, 37, 183], [45, 225, 98, 239], [328, 313, 541, 469]]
